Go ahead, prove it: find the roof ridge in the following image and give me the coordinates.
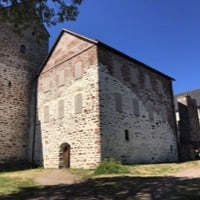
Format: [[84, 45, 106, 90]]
[[38, 28, 174, 81]]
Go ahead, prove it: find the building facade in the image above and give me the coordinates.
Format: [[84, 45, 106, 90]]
[[176, 89, 200, 161], [35, 29, 178, 168], [0, 20, 49, 163]]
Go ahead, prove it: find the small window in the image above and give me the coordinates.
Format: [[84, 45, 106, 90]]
[[157, 80, 164, 94], [44, 106, 49, 123], [115, 93, 122, 113], [145, 74, 152, 90], [161, 106, 167, 122], [175, 112, 180, 122], [113, 62, 121, 79], [20, 45, 26, 54], [130, 67, 138, 85], [8, 81, 11, 87], [57, 70, 65, 87], [58, 100, 64, 118], [125, 130, 129, 141], [75, 93, 82, 114], [74, 61, 83, 80], [148, 102, 154, 120], [133, 98, 140, 116], [170, 145, 173, 152], [198, 109, 200, 120]]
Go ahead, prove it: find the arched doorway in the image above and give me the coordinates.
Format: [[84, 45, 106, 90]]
[[59, 143, 70, 168]]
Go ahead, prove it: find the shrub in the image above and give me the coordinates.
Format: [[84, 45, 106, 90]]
[[94, 159, 129, 175]]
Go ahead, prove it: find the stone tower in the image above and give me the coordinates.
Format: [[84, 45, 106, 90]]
[[0, 16, 49, 163]]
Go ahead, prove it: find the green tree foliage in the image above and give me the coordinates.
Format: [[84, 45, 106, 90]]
[[0, 0, 83, 28]]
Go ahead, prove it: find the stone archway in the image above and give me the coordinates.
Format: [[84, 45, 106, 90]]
[[59, 143, 70, 168]]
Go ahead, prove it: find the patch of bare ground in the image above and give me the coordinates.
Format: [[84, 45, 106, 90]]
[[25, 163, 200, 186], [1, 162, 200, 199], [173, 166, 200, 179], [34, 169, 81, 186]]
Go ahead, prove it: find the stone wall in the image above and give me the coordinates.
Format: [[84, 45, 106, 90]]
[[0, 23, 179, 167], [37, 31, 179, 168], [98, 47, 178, 164], [177, 95, 200, 160], [37, 32, 101, 168], [0, 22, 48, 163]]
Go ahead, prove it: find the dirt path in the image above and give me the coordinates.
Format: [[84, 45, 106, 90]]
[[173, 167, 200, 178], [34, 169, 81, 186], [33, 166, 200, 186], [2, 167, 200, 199]]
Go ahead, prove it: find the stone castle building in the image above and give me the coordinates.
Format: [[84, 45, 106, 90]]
[[0, 21, 179, 168], [176, 89, 200, 161], [0, 20, 49, 163]]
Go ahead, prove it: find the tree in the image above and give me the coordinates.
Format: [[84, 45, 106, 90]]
[[0, 0, 83, 28]]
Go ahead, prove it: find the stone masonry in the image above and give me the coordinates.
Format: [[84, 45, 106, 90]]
[[36, 31, 101, 168], [0, 21, 49, 163], [176, 95, 200, 161], [98, 46, 178, 164], [0, 14, 179, 168], [35, 29, 178, 169]]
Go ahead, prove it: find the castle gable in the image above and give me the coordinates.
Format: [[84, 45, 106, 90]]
[[40, 30, 97, 74]]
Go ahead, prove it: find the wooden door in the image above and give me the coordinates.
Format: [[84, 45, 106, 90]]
[[63, 145, 70, 168]]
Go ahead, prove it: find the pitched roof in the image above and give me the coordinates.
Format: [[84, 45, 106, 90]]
[[38, 28, 174, 81]]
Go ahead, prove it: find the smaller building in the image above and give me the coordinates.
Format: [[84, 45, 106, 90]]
[[175, 89, 200, 161]]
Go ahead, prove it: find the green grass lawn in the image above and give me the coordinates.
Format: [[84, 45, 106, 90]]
[[0, 168, 45, 195], [128, 160, 200, 176], [0, 176, 34, 195], [0, 161, 200, 199]]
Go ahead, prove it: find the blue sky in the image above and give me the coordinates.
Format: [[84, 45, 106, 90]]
[[47, 0, 200, 94]]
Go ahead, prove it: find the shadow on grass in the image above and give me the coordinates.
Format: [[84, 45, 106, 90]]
[[0, 176, 200, 200], [0, 162, 37, 172]]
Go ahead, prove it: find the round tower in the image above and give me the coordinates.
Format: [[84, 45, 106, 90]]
[[0, 19, 49, 164]]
